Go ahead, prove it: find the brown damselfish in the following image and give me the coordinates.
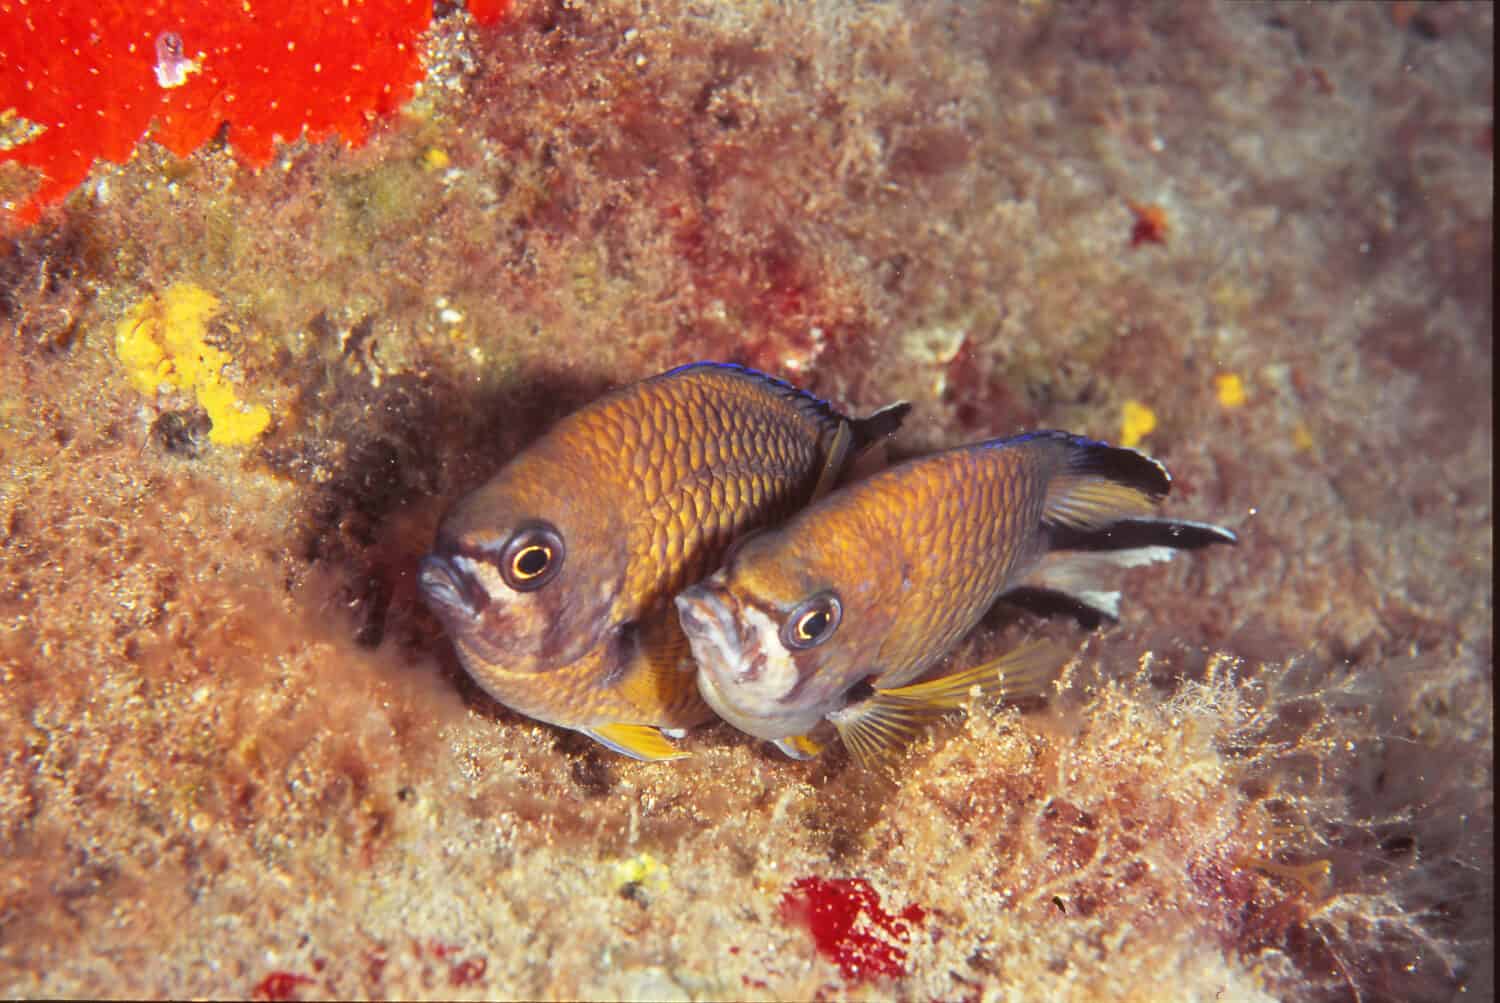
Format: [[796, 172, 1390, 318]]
[[677, 430, 1237, 767]]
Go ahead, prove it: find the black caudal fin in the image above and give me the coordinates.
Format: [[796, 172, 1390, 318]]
[[1032, 432, 1171, 531], [1012, 518, 1237, 622], [997, 433, 1240, 619], [1012, 547, 1179, 620]]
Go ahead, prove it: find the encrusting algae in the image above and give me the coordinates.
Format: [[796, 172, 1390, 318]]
[[114, 283, 271, 447]]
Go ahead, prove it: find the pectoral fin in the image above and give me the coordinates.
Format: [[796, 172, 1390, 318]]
[[829, 640, 1070, 769], [877, 639, 1070, 708], [616, 614, 713, 726], [583, 723, 691, 762]]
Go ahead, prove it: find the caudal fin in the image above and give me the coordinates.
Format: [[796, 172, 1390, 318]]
[[1004, 435, 1239, 619]]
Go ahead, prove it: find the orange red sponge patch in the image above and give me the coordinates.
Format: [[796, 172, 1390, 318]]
[[0, 0, 508, 224]]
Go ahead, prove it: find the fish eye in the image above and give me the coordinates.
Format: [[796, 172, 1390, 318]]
[[500, 522, 565, 592], [780, 592, 842, 651]]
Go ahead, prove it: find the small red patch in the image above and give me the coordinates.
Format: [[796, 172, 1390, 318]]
[[365, 948, 388, 986], [252, 971, 316, 1002], [1127, 201, 1169, 248], [449, 957, 488, 987], [779, 876, 926, 982]]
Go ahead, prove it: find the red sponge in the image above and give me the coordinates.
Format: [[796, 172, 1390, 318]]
[[0, 0, 509, 225]]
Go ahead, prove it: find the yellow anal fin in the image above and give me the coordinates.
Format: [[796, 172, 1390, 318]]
[[829, 640, 1071, 770], [809, 419, 854, 502], [773, 733, 824, 760], [583, 723, 691, 762]]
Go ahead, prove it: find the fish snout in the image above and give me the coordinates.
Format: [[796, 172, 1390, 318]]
[[675, 584, 759, 683], [419, 553, 487, 621]]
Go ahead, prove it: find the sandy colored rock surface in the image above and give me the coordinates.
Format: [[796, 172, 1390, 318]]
[[0, 2, 1490, 1000]]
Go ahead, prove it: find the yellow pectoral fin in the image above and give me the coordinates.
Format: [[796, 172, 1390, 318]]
[[583, 723, 692, 762], [828, 696, 932, 772], [617, 615, 710, 724], [830, 641, 1072, 770]]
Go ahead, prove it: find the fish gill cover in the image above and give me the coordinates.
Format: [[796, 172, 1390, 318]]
[[0, 0, 510, 226]]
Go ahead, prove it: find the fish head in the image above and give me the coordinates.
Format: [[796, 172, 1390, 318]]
[[676, 525, 885, 742], [420, 454, 629, 681]]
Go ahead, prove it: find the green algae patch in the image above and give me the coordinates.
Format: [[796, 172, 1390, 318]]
[[114, 283, 272, 447]]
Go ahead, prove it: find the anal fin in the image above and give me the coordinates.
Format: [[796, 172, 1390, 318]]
[[829, 640, 1070, 770], [583, 723, 691, 762]]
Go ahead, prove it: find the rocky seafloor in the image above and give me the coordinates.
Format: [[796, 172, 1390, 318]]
[[0, 2, 1491, 1000]]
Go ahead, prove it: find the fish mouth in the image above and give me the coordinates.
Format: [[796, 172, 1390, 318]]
[[676, 584, 790, 741], [419, 553, 487, 621], [675, 583, 762, 679]]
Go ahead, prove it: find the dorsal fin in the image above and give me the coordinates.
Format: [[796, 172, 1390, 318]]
[[656, 362, 910, 455]]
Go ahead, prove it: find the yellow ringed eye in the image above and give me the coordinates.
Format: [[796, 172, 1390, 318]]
[[780, 592, 842, 651], [796, 609, 829, 641], [512, 544, 551, 580], [498, 521, 566, 592]]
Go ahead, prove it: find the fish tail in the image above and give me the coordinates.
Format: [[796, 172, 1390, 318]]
[[1020, 523, 1238, 623], [1041, 434, 1172, 531]]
